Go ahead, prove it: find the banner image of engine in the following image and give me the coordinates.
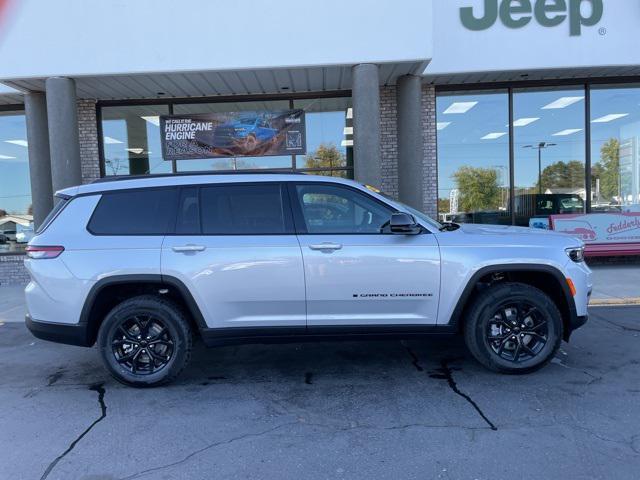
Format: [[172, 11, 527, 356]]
[[160, 110, 306, 160]]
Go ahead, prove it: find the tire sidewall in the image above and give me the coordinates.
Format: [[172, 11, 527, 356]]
[[97, 297, 190, 387], [467, 284, 563, 373]]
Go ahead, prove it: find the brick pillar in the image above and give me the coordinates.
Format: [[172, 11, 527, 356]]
[[421, 85, 438, 218], [379, 85, 398, 198], [77, 99, 101, 183]]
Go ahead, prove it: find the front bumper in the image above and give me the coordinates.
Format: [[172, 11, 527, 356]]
[[25, 314, 92, 347]]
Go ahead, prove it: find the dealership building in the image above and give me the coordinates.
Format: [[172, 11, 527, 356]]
[[1, 0, 639, 283]]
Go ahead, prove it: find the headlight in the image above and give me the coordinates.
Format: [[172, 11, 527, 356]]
[[566, 247, 585, 263]]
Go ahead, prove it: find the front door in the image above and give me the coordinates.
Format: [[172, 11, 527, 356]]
[[290, 182, 441, 327], [161, 182, 306, 329]]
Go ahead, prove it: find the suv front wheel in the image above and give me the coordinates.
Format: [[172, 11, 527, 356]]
[[97, 295, 193, 387], [464, 282, 563, 374]]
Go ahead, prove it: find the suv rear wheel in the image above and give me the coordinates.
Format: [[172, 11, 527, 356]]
[[97, 295, 193, 387], [463, 282, 563, 374]]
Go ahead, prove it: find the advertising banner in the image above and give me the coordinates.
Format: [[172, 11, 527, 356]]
[[160, 110, 306, 160], [550, 212, 640, 245]]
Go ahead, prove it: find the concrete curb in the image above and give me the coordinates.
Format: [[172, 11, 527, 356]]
[[589, 298, 640, 306]]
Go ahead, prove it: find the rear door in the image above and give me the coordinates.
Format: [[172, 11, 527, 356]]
[[290, 182, 441, 327], [161, 182, 306, 330]]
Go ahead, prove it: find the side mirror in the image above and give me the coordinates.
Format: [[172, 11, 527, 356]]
[[390, 212, 421, 235]]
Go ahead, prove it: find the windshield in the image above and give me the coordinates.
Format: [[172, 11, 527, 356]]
[[364, 186, 443, 230]]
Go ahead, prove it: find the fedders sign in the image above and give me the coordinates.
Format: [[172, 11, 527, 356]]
[[460, 0, 604, 36]]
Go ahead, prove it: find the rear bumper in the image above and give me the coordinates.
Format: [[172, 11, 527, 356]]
[[25, 314, 92, 347]]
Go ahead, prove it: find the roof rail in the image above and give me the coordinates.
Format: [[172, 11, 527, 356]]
[[91, 170, 301, 184]]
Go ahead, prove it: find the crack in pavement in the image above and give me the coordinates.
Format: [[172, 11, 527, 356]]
[[119, 421, 300, 480], [590, 311, 640, 333], [40, 382, 107, 480], [431, 359, 498, 431], [401, 343, 497, 431], [401, 341, 424, 371]]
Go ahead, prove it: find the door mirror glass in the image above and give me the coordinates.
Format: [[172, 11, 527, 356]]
[[390, 212, 421, 235]]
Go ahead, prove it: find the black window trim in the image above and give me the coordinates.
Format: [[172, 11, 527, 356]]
[[287, 181, 425, 236]]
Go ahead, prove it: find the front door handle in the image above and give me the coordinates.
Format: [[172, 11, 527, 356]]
[[172, 244, 206, 253], [309, 242, 343, 252]]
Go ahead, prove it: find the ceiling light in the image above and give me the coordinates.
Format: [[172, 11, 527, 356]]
[[126, 148, 145, 155], [511, 117, 540, 127], [104, 136, 123, 144], [341, 139, 354, 147], [542, 96, 584, 109], [552, 128, 583, 136], [346, 108, 353, 119], [591, 113, 629, 123], [437, 122, 451, 131], [0, 154, 16, 159], [481, 132, 507, 140], [141, 116, 160, 126], [5, 139, 28, 147], [443, 101, 478, 114], [343, 127, 353, 135]]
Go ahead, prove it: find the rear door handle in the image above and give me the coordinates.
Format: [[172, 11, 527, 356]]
[[309, 242, 343, 251], [172, 245, 206, 253]]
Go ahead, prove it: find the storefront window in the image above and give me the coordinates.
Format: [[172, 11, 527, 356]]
[[436, 91, 510, 224], [293, 97, 353, 178], [0, 109, 31, 254], [590, 85, 640, 212], [173, 101, 293, 172], [101, 105, 171, 176], [513, 87, 586, 227]]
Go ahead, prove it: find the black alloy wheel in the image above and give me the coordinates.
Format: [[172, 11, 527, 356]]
[[111, 314, 174, 375], [486, 301, 548, 363]]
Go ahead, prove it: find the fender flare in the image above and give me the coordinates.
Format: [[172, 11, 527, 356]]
[[446, 263, 577, 338]]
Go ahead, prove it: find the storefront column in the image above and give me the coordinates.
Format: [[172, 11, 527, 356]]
[[352, 63, 381, 187], [24, 92, 53, 228], [45, 77, 82, 192], [396, 75, 424, 210]]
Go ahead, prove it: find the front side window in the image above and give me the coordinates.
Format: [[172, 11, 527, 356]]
[[200, 184, 287, 235], [295, 184, 394, 234], [88, 188, 176, 235]]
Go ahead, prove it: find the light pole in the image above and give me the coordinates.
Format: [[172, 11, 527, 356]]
[[523, 142, 556, 194]]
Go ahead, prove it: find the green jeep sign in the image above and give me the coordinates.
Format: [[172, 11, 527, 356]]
[[460, 0, 603, 36]]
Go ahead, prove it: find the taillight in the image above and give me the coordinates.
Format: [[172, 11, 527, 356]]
[[25, 245, 65, 259]]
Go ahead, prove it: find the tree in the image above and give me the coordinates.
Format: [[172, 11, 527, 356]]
[[537, 160, 585, 191], [0, 208, 6, 218], [304, 143, 345, 170], [592, 138, 621, 202], [438, 198, 451, 215], [452, 166, 501, 212]]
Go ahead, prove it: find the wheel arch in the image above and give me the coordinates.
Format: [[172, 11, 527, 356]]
[[447, 264, 577, 342], [81, 274, 207, 346]]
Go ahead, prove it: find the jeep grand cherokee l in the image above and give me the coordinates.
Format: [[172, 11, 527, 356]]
[[24, 173, 591, 387]]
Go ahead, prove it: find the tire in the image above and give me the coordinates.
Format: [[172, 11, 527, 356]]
[[97, 295, 193, 387], [463, 282, 563, 374]]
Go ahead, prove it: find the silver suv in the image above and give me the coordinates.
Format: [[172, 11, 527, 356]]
[[24, 173, 591, 387]]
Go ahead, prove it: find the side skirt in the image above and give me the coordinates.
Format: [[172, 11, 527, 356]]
[[200, 325, 458, 348]]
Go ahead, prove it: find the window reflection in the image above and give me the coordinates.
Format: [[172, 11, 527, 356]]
[[101, 105, 171, 176], [513, 88, 586, 227], [436, 91, 510, 224], [0, 110, 31, 254], [590, 85, 640, 212]]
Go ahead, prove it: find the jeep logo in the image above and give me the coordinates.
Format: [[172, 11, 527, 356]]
[[460, 0, 604, 36]]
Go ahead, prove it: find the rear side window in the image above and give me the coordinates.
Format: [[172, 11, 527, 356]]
[[88, 188, 176, 235], [199, 184, 288, 235], [36, 196, 69, 234]]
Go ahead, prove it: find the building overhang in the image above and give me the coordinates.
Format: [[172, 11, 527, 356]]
[[2, 62, 427, 101]]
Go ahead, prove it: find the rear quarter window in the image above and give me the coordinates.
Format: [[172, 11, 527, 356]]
[[87, 188, 177, 235]]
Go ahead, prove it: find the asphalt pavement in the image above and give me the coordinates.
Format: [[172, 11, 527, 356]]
[[0, 305, 639, 480]]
